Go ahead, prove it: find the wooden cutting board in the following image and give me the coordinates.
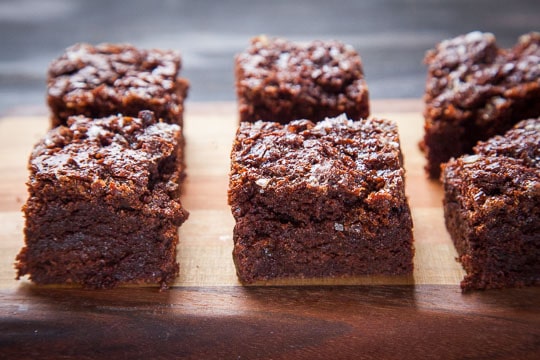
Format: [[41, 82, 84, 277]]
[[0, 100, 463, 288], [1, 100, 538, 359]]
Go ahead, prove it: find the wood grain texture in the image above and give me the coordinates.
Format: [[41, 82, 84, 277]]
[[1, 100, 538, 358], [1, 285, 539, 359]]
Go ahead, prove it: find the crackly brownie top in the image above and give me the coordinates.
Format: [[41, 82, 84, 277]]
[[236, 36, 367, 97], [48, 43, 182, 101], [444, 117, 540, 213], [444, 155, 539, 214], [230, 115, 404, 200], [30, 111, 183, 214], [424, 31, 540, 116], [474, 117, 540, 168]]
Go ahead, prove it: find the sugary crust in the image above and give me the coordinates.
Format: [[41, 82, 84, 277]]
[[229, 116, 404, 214], [473, 118, 540, 168]]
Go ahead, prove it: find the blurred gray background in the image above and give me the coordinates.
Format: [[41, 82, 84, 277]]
[[0, 0, 538, 115]]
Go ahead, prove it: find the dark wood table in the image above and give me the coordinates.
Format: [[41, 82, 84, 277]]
[[2, 285, 539, 359]]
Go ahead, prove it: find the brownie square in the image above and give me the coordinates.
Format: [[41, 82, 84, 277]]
[[423, 31, 540, 179], [443, 118, 540, 291], [47, 43, 189, 128], [228, 115, 414, 283], [235, 36, 370, 124], [16, 111, 189, 289]]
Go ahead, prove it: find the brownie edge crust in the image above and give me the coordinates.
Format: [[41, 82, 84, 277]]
[[228, 115, 414, 284], [16, 111, 189, 289]]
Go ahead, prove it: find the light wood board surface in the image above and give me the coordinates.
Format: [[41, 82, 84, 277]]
[[0, 100, 464, 288]]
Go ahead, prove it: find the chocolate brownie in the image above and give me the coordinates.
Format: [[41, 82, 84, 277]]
[[423, 31, 540, 179], [228, 115, 414, 283], [47, 43, 189, 127], [16, 111, 189, 289], [235, 36, 370, 124], [443, 118, 540, 291]]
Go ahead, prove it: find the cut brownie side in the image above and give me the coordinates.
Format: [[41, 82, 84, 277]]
[[228, 116, 413, 284], [443, 118, 540, 291], [47, 43, 189, 127], [423, 31, 540, 179], [235, 36, 369, 124], [16, 111, 189, 289]]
